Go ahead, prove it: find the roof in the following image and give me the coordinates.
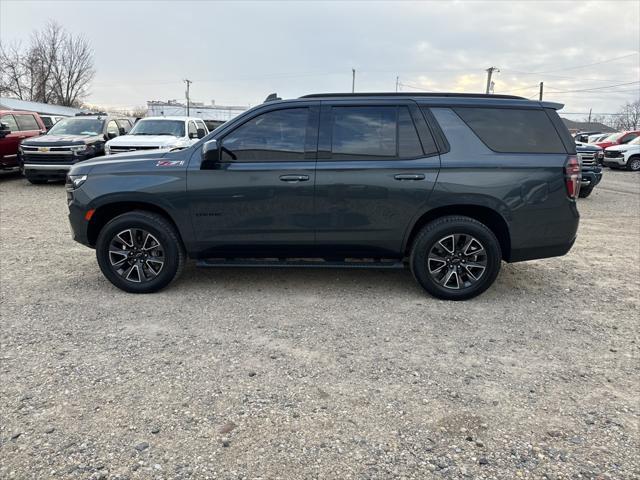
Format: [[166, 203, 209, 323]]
[[0, 97, 85, 116], [561, 118, 616, 133], [140, 116, 205, 122]]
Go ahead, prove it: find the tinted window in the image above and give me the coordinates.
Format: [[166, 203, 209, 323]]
[[398, 107, 424, 158], [14, 114, 39, 131], [129, 119, 185, 137], [222, 108, 308, 161], [621, 133, 639, 144], [454, 107, 566, 153], [41, 117, 53, 128], [331, 106, 396, 158], [2, 114, 19, 131]]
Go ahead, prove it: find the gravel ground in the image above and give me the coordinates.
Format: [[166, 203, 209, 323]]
[[0, 169, 638, 480]]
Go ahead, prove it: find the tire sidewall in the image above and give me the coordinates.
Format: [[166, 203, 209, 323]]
[[96, 213, 181, 293], [627, 157, 640, 171], [411, 218, 501, 300]]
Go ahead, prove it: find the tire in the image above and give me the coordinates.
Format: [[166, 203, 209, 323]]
[[626, 156, 640, 171], [410, 215, 502, 301], [26, 177, 47, 185], [578, 186, 594, 198], [95, 210, 185, 293]]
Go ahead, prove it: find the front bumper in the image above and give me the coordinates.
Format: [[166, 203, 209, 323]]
[[581, 167, 603, 188], [602, 157, 626, 167]]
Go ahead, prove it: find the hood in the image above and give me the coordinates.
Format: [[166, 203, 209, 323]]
[[22, 133, 102, 146], [606, 143, 640, 152], [106, 134, 184, 148], [69, 149, 171, 175], [575, 142, 602, 152]]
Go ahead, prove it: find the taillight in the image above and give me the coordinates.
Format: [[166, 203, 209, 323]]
[[564, 155, 580, 199]]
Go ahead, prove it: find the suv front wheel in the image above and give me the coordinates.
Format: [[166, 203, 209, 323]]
[[410, 216, 502, 300], [96, 211, 185, 293]]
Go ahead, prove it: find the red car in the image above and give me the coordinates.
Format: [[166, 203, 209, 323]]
[[594, 130, 640, 150], [0, 110, 47, 169]]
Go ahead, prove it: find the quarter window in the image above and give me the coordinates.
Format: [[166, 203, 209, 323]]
[[454, 107, 566, 154], [398, 107, 425, 158], [221, 108, 309, 162], [14, 114, 39, 131]]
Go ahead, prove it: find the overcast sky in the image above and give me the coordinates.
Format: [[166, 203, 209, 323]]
[[1, 0, 639, 118]]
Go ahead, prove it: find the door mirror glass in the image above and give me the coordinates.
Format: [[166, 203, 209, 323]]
[[201, 139, 219, 168]]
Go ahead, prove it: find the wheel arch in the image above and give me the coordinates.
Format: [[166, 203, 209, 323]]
[[404, 205, 512, 261], [87, 201, 184, 248]]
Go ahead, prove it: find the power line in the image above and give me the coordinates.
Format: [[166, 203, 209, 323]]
[[520, 52, 639, 75], [542, 81, 639, 94]]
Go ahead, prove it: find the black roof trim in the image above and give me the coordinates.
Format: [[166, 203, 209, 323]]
[[300, 92, 527, 100]]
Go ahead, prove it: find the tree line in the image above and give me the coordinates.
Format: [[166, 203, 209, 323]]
[[0, 22, 94, 107]]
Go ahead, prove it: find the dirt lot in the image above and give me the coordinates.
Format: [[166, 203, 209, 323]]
[[0, 169, 638, 480]]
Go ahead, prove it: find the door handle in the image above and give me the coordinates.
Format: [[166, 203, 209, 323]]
[[279, 174, 309, 182], [394, 174, 425, 181]]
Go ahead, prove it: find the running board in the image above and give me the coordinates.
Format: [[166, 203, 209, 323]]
[[196, 258, 405, 269]]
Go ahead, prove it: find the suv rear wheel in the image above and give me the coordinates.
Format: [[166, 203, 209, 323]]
[[410, 216, 502, 300], [96, 211, 185, 293]]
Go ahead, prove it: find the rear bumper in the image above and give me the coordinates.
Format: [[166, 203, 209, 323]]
[[509, 237, 576, 262]]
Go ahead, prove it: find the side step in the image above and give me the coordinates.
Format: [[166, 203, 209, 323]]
[[196, 257, 405, 269]]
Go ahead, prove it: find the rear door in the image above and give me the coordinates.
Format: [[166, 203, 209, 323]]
[[14, 113, 44, 140], [187, 102, 320, 256], [315, 100, 440, 256]]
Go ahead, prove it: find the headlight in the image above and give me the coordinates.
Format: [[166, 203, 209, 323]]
[[70, 144, 88, 154], [104, 145, 111, 155], [67, 174, 88, 189]]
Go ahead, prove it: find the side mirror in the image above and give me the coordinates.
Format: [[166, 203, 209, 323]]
[[119, 127, 126, 135], [107, 131, 118, 139], [0, 122, 10, 138], [197, 128, 206, 139], [201, 139, 219, 169]]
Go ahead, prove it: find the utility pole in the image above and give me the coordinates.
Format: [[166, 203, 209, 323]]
[[395, 76, 399, 93], [352, 69, 356, 93], [539, 81, 544, 101], [485, 67, 499, 94], [184, 79, 192, 116], [588, 108, 592, 123]]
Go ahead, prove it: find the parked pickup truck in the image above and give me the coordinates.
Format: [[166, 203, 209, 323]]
[[105, 117, 208, 155], [602, 136, 640, 171], [575, 142, 603, 198]]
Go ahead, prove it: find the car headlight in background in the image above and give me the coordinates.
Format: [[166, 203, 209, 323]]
[[105, 144, 111, 155], [67, 174, 88, 189], [70, 144, 89, 155]]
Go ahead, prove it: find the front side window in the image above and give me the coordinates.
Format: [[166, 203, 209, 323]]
[[41, 117, 53, 128], [107, 121, 120, 137], [48, 118, 104, 136], [188, 121, 198, 138], [454, 107, 566, 154], [1, 114, 19, 131], [221, 108, 309, 161], [14, 114, 39, 131], [129, 119, 186, 137], [117, 119, 132, 133]]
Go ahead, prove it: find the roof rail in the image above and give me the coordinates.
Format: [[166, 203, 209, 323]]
[[299, 92, 527, 100], [75, 111, 107, 116]]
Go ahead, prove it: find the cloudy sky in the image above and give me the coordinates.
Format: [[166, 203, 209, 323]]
[[1, 0, 639, 118]]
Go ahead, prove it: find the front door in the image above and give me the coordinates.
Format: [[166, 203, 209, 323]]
[[314, 101, 440, 257], [187, 103, 319, 257]]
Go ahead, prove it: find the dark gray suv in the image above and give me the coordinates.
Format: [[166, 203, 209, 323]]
[[66, 93, 580, 300]]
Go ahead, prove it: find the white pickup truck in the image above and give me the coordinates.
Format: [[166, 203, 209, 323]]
[[105, 116, 208, 154]]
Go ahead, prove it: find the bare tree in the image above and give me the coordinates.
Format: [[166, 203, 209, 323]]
[[0, 21, 94, 106], [614, 100, 640, 131]]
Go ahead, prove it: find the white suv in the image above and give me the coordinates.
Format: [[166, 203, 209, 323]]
[[105, 116, 208, 154], [602, 136, 640, 171]]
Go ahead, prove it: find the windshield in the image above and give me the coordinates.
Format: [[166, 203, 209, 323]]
[[129, 119, 185, 137], [48, 118, 104, 136], [602, 132, 624, 142]]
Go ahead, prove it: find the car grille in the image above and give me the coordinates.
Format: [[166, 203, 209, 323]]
[[604, 150, 623, 158], [578, 152, 597, 167], [109, 146, 160, 153], [22, 153, 74, 164]]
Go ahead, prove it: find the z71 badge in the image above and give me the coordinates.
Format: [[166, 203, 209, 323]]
[[156, 160, 185, 167]]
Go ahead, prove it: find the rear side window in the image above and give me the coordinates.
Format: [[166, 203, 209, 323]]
[[14, 114, 39, 131], [221, 107, 309, 161], [454, 107, 566, 153], [2, 114, 19, 131], [330, 106, 425, 159]]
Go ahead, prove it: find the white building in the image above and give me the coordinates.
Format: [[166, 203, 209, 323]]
[[146, 100, 248, 123]]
